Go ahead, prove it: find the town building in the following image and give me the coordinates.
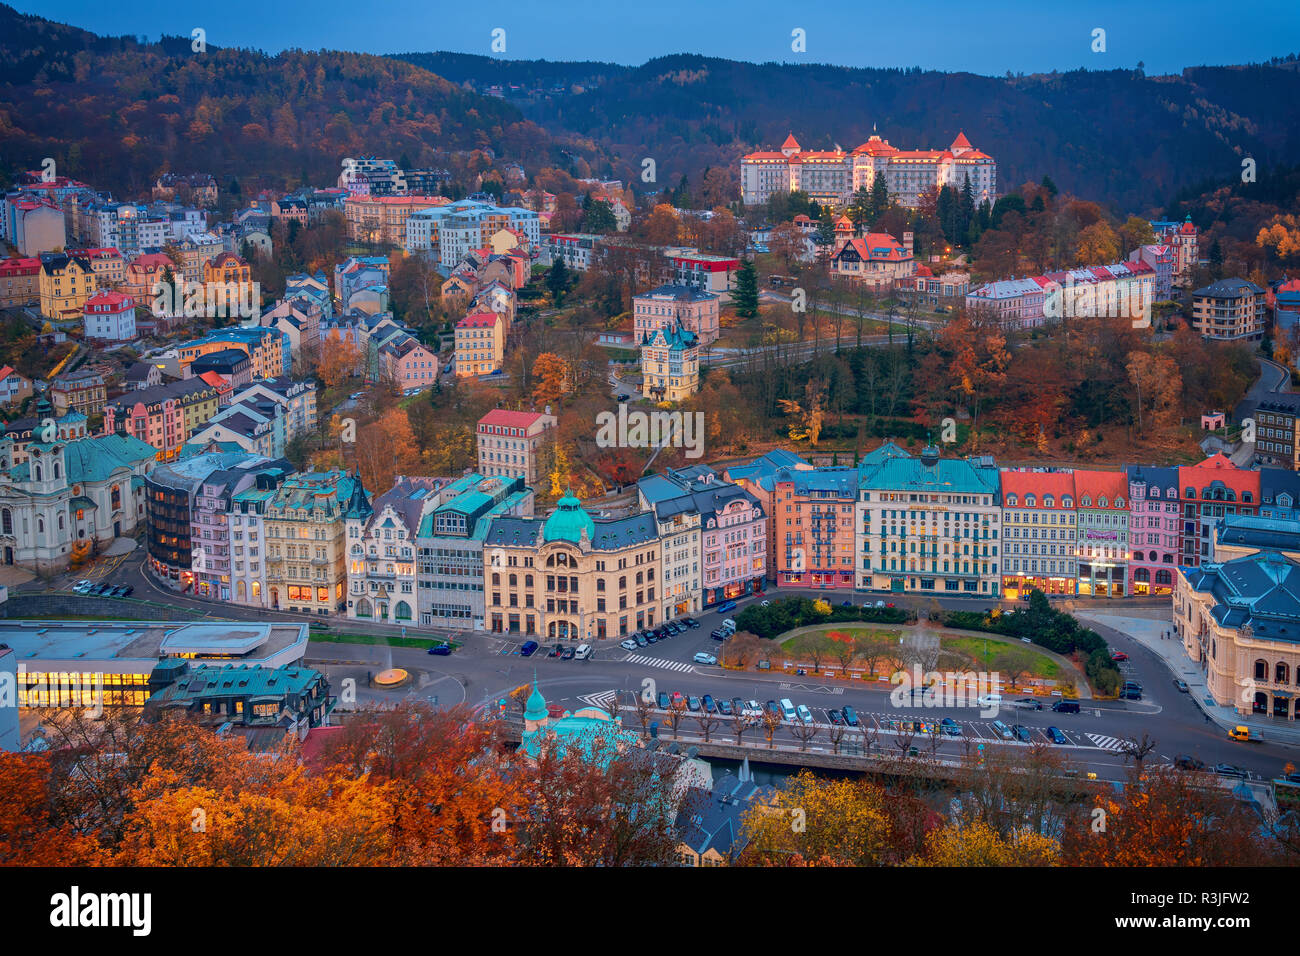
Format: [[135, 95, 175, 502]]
[[414, 473, 532, 630], [633, 284, 720, 346], [1192, 279, 1268, 342], [476, 408, 557, 485], [0, 404, 153, 571], [81, 290, 137, 342], [740, 131, 997, 209], [772, 465, 858, 590], [894, 265, 971, 310], [345, 476, 445, 625], [343, 194, 449, 245], [1126, 244, 1176, 299], [1150, 216, 1199, 285], [1176, 548, 1300, 719], [829, 232, 915, 288], [455, 311, 505, 377], [0, 366, 32, 407], [102, 377, 223, 462], [5, 196, 65, 256], [723, 448, 813, 582], [191, 457, 291, 601], [640, 322, 700, 402], [1071, 470, 1130, 598], [1000, 470, 1078, 598], [1178, 454, 1260, 570], [1125, 464, 1181, 596], [263, 469, 371, 616], [482, 492, 662, 640], [0, 257, 41, 307], [145, 661, 332, 733], [857, 445, 1002, 597], [49, 368, 107, 417], [38, 252, 95, 319]]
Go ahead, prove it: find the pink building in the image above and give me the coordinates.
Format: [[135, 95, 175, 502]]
[[965, 277, 1047, 327], [383, 337, 440, 392], [1125, 464, 1181, 595], [633, 284, 721, 346], [700, 482, 767, 606], [476, 408, 558, 485]]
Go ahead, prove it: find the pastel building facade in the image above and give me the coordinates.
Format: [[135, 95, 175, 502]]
[[633, 285, 720, 346], [1072, 470, 1130, 598], [1000, 470, 1078, 598], [1125, 464, 1181, 595], [476, 409, 557, 485]]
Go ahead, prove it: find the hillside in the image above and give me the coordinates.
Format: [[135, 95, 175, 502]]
[[397, 52, 1300, 214], [0, 4, 587, 198]]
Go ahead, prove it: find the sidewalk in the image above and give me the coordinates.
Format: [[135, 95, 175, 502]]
[[1076, 607, 1300, 747]]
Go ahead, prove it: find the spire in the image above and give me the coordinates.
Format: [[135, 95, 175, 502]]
[[344, 468, 372, 520], [524, 673, 548, 723]]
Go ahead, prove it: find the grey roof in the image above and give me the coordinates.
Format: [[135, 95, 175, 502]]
[[1184, 551, 1300, 642], [1194, 278, 1266, 299]]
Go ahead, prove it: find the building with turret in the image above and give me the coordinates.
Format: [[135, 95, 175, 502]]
[[482, 492, 662, 641]]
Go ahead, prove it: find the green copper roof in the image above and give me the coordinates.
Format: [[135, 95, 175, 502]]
[[543, 491, 595, 544], [524, 677, 548, 722]]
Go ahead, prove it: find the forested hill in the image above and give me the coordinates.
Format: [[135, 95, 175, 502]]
[[0, 4, 586, 198], [397, 51, 1300, 214]]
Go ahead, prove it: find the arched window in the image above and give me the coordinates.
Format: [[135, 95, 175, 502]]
[[1255, 659, 1268, 681], [508, 573, 517, 587], [33, 463, 41, 482], [395, 601, 412, 621], [1155, 569, 1172, 585], [1277, 662, 1290, 685], [53, 461, 60, 480], [492, 573, 501, 586], [36, 516, 43, 535]]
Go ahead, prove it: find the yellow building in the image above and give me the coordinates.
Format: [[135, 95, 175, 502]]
[[482, 493, 663, 641], [178, 328, 284, 380], [640, 323, 700, 402], [38, 252, 95, 319], [455, 311, 505, 377], [263, 470, 371, 617], [70, 247, 126, 290]]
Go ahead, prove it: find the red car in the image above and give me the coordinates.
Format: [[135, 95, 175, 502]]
[[1111, 651, 1129, 662]]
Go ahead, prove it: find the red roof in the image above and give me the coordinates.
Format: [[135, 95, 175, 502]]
[[1278, 278, 1300, 294], [0, 257, 40, 277], [781, 133, 800, 150], [479, 408, 551, 430], [950, 131, 973, 151], [1071, 469, 1128, 506], [84, 290, 133, 310], [1178, 455, 1260, 501], [999, 470, 1076, 504], [197, 370, 230, 389], [457, 312, 500, 329]]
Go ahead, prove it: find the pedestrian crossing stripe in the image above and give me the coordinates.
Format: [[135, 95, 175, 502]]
[[1087, 733, 1127, 751], [579, 690, 619, 710], [624, 653, 695, 673]]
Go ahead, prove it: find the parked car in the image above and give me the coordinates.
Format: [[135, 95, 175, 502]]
[[1012, 724, 1033, 743], [1015, 698, 1043, 711], [635, 634, 649, 647], [875, 600, 886, 608], [841, 706, 860, 727], [687, 696, 702, 712], [72, 579, 94, 593], [977, 693, 1003, 710], [731, 698, 746, 716], [716, 599, 737, 613], [702, 695, 717, 713], [645, 631, 659, 644], [1120, 688, 1143, 700], [840, 600, 853, 608], [1175, 754, 1206, 771], [682, 617, 701, 628], [520, 640, 539, 657], [561, 647, 575, 660], [573, 644, 591, 660], [710, 629, 728, 641], [780, 699, 797, 722], [657, 692, 670, 709], [547, 643, 563, 657], [692, 652, 717, 665], [616, 393, 630, 402], [760, 600, 770, 607], [744, 700, 763, 718], [718, 699, 733, 716], [1215, 763, 1247, 778], [991, 720, 1013, 739], [796, 704, 814, 723], [427, 643, 452, 656], [1123, 680, 1144, 692], [110, 585, 129, 598], [827, 709, 844, 725], [120, 585, 134, 596], [940, 717, 962, 736], [765, 700, 780, 717], [1047, 726, 1067, 745], [1052, 700, 1080, 714], [620, 639, 638, 651], [1173, 678, 1189, 692]]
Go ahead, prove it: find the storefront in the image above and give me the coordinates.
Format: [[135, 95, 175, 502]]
[[1078, 562, 1127, 597], [1002, 575, 1076, 600]]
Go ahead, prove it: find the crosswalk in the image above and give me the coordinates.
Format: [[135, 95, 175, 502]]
[[578, 690, 619, 711], [624, 653, 695, 673], [1087, 733, 1129, 751]]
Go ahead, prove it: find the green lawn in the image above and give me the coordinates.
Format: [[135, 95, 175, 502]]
[[779, 625, 903, 649], [943, 635, 1060, 678]]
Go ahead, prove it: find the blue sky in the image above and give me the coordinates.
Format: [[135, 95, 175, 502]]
[[19, 0, 1300, 75]]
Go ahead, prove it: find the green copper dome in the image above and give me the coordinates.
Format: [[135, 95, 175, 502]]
[[524, 677, 548, 722], [542, 491, 595, 544]]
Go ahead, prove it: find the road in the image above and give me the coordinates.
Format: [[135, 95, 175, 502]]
[[34, 552, 1298, 783]]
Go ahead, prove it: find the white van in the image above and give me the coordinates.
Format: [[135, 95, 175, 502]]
[[721, 618, 737, 633], [574, 643, 592, 660], [780, 698, 797, 722]]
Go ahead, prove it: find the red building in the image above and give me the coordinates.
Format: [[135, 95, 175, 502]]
[[1177, 455, 1260, 569]]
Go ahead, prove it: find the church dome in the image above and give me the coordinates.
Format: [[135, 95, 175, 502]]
[[524, 678, 548, 722], [542, 491, 595, 544]]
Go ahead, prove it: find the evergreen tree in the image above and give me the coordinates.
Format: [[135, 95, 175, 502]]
[[869, 176, 890, 224], [936, 186, 958, 243], [815, 207, 837, 246], [547, 256, 569, 305], [733, 259, 759, 318], [849, 186, 872, 229], [959, 175, 976, 240], [1040, 174, 1059, 198]]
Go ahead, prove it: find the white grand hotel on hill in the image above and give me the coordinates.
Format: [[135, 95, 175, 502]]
[[740, 131, 997, 209]]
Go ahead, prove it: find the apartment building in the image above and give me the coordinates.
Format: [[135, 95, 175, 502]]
[[1192, 279, 1268, 342], [38, 252, 95, 319], [633, 284, 720, 346], [476, 408, 557, 485], [1125, 464, 1181, 595], [640, 323, 700, 402], [1072, 470, 1131, 598], [1177, 454, 1260, 569], [344, 194, 449, 245], [1000, 470, 1078, 598], [345, 476, 446, 625], [774, 466, 859, 590], [455, 311, 505, 377], [482, 493, 662, 640]]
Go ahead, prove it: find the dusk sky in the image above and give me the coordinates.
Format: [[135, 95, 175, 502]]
[[20, 0, 1300, 75]]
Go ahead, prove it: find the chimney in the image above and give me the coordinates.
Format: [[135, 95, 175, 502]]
[[903, 232, 914, 257]]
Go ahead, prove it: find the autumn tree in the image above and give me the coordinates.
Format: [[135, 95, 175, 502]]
[[532, 352, 570, 408], [352, 406, 422, 492]]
